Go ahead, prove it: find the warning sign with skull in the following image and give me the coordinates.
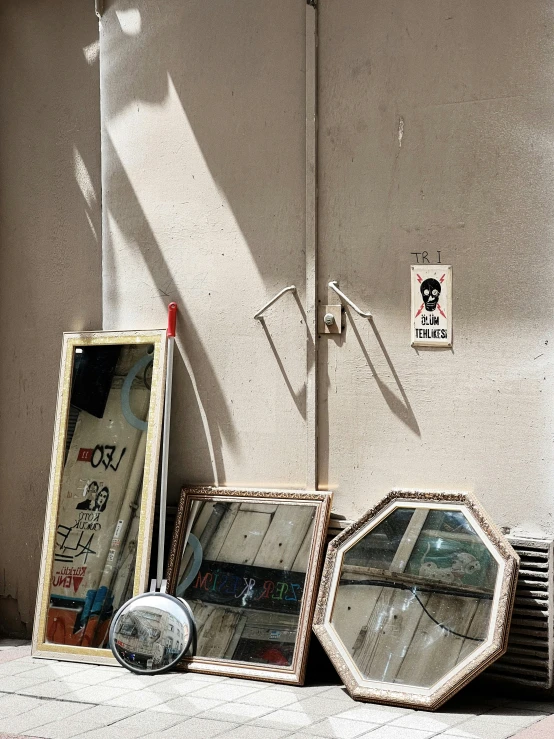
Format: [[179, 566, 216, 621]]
[[411, 265, 452, 347]]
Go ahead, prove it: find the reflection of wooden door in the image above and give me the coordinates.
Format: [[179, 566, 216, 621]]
[[187, 502, 315, 661]]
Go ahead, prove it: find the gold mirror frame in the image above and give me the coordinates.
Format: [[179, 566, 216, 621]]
[[32, 330, 167, 664], [166, 486, 332, 685], [313, 490, 519, 710]]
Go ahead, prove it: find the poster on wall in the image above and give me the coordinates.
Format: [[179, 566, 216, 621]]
[[411, 265, 452, 347]]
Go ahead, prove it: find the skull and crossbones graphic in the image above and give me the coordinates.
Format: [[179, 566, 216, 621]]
[[415, 273, 447, 319]]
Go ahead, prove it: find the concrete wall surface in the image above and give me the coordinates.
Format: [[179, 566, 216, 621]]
[[318, 0, 554, 534], [102, 0, 554, 539], [100, 0, 308, 493], [0, 1, 102, 636], [5, 0, 554, 635]]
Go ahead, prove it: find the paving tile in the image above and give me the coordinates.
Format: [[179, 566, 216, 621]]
[[314, 687, 357, 705], [103, 690, 173, 710], [512, 715, 554, 738], [220, 678, 274, 689], [443, 715, 528, 739], [485, 709, 548, 727], [0, 674, 52, 693], [190, 682, 263, 701], [217, 726, 289, 739], [336, 705, 410, 724], [59, 669, 123, 687], [8, 657, 40, 666], [250, 709, 317, 730], [196, 701, 273, 722], [388, 711, 473, 731], [288, 697, 358, 719], [0, 662, 45, 678], [303, 716, 379, 738], [84, 709, 183, 737], [145, 677, 210, 696], [0, 698, 87, 734], [500, 701, 554, 715], [23, 705, 139, 738], [356, 727, 434, 739], [0, 645, 32, 664], [0, 694, 46, 717], [150, 695, 223, 715], [170, 672, 225, 684], [155, 717, 237, 738], [21, 664, 96, 682], [99, 674, 173, 691], [60, 685, 131, 704], [20, 680, 76, 700], [239, 688, 303, 708]]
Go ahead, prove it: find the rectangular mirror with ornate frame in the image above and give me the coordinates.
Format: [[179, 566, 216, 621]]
[[32, 330, 167, 664], [166, 486, 332, 685]]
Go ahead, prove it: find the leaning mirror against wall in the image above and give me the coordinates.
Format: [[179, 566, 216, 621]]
[[166, 487, 332, 685], [313, 491, 519, 710], [32, 331, 166, 664]]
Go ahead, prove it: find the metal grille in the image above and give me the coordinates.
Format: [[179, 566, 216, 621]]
[[485, 536, 553, 689], [326, 517, 553, 690]]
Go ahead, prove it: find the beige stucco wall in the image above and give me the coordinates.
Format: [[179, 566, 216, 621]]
[[100, 0, 308, 494], [3, 0, 553, 635], [101, 0, 554, 541], [317, 0, 554, 537], [0, 1, 102, 636]]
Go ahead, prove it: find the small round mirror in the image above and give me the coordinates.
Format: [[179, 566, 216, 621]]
[[109, 592, 195, 674]]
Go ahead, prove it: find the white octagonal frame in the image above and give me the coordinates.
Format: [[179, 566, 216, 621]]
[[313, 490, 519, 710]]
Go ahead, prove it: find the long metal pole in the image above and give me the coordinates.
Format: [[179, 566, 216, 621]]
[[157, 302, 177, 588], [306, 2, 318, 490]]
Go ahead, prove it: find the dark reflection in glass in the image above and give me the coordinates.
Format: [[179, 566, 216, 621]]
[[47, 343, 155, 649], [175, 501, 316, 666], [332, 507, 498, 688]]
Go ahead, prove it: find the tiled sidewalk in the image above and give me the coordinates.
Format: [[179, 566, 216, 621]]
[[0, 642, 554, 739]]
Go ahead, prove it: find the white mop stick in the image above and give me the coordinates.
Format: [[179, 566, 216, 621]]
[[157, 302, 177, 589]]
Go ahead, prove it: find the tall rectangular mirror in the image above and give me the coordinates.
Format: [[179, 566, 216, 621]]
[[166, 487, 332, 685], [33, 330, 166, 664]]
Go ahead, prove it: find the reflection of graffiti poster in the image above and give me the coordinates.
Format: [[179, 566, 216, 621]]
[[47, 349, 151, 650], [406, 534, 496, 592], [411, 265, 452, 347]]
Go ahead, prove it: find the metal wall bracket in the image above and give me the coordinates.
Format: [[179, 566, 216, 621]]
[[318, 305, 343, 334], [328, 280, 372, 319], [254, 285, 296, 320], [95, 0, 104, 19]]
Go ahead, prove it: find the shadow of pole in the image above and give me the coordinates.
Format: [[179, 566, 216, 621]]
[[257, 316, 306, 418]]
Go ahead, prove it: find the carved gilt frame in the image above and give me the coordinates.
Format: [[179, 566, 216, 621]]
[[32, 330, 167, 664], [166, 486, 332, 685], [313, 490, 519, 710]]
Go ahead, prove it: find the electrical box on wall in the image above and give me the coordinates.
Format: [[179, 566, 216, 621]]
[[411, 265, 452, 347]]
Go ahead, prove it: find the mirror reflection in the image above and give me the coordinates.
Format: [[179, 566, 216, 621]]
[[174, 500, 317, 666], [111, 594, 191, 673], [46, 343, 155, 649], [331, 507, 498, 688]]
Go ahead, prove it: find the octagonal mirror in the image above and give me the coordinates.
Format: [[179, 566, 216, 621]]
[[313, 491, 519, 710]]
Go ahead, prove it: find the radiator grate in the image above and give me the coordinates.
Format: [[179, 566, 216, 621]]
[[485, 536, 553, 690]]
